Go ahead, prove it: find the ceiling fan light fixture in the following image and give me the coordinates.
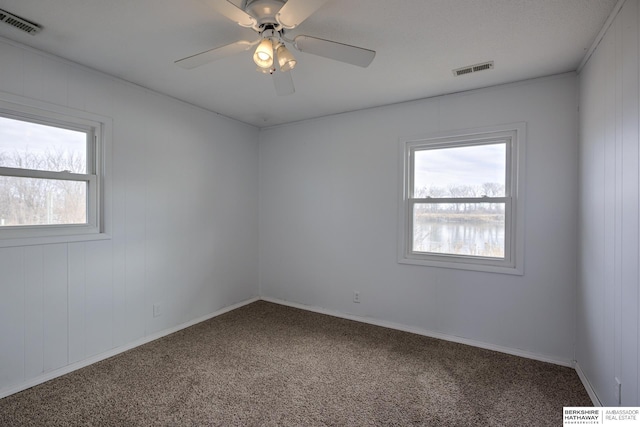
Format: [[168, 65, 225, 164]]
[[276, 43, 297, 72], [253, 38, 274, 68], [175, 0, 376, 96]]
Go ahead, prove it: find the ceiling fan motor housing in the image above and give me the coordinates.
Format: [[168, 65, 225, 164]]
[[243, 0, 286, 26]]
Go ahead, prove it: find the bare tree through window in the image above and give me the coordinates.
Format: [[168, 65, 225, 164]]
[[0, 116, 88, 227]]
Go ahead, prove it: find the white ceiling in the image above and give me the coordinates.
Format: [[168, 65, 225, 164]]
[[0, 0, 618, 127]]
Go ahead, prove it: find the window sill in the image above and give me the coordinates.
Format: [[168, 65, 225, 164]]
[[398, 255, 524, 275], [0, 232, 111, 248]]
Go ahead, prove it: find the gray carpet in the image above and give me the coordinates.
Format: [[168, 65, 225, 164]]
[[0, 301, 591, 426]]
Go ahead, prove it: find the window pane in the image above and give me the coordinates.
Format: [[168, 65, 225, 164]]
[[0, 116, 87, 173], [0, 176, 87, 226], [413, 143, 505, 198], [412, 202, 505, 258]]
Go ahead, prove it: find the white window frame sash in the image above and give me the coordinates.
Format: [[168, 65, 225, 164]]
[[406, 197, 513, 266], [0, 92, 111, 246], [398, 123, 525, 275], [0, 166, 97, 228]]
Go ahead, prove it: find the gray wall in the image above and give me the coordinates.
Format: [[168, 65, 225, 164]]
[[577, 0, 640, 406], [259, 73, 579, 365], [0, 39, 260, 397]]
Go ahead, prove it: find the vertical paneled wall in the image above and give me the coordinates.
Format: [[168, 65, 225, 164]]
[[578, 0, 640, 406], [259, 73, 580, 364], [0, 38, 259, 396]]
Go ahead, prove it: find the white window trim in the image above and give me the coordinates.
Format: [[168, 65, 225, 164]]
[[397, 122, 525, 275], [0, 92, 112, 248]]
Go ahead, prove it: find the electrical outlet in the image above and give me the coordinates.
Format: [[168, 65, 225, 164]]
[[153, 303, 162, 318], [353, 291, 360, 303], [615, 377, 621, 405]]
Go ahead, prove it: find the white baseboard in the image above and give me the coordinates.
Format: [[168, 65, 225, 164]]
[[0, 296, 260, 400], [260, 296, 574, 368], [574, 361, 602, 406]]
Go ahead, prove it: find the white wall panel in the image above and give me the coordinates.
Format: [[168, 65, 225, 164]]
[[110, 94, 128, 349], [602, 16, 617, 408], [0, 37, 259, 397], [39, 56, 68, 107], [0, 248, 24, 389], [613, 12, 624, 402], [115, 83, 148, 345], [259, 74, 579, 363], [21, 51, 43, 101], [42, 244, 68, 372], [23, 246, 43, 380], [143, 93, 181, 336], [578, 0, 640, 406], [66, 65, 88, 112], [578, 31, 608, 400], [67, 242, 86, 365], [0, 41, 23, 96], [619, 0, 639, 406], [83, 240, 113, 358], [82, 72, 115, 118]]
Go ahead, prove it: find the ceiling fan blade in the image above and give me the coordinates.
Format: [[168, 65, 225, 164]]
[[276, 0, 329, 29], [273, 71, 295, 96], [293, 35, 375, 68], [175, 40, 256, 69], [209, 0, 256, 27]]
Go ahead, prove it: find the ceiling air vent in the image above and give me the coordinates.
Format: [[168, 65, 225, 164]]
[[452, 61, 494, 77], [0, 9, 42, 35]]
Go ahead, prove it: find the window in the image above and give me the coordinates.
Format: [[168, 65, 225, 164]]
[[0, 94, 111, 246], [398, 123, 525, 274]]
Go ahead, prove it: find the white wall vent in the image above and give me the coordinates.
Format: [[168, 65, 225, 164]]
[[452, 61, 494, 77], [0, 9, 42, 35]]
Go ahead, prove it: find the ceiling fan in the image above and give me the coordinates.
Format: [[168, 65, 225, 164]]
[[175, 0, 376, 95]]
